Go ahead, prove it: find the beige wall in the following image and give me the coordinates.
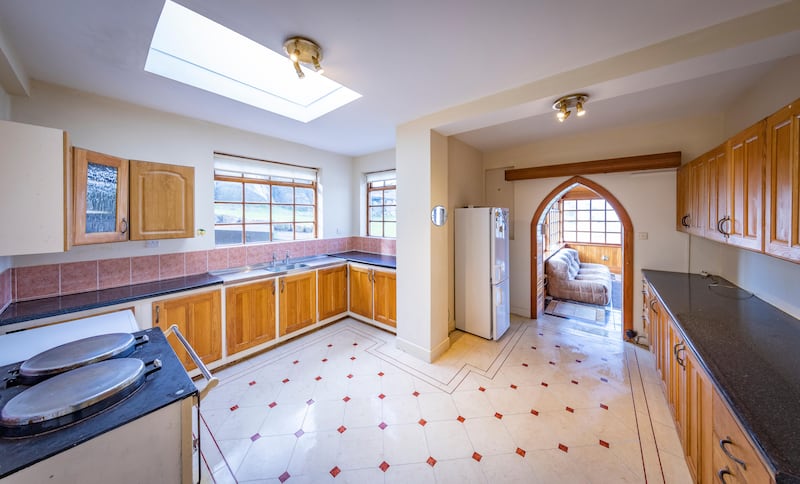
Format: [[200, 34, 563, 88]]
[[352, 149, 395, 236], [483, 114, 723, 332], [447, 137, 483, 331], [9, 81, 355, 267], [0, 85, 10, 273]]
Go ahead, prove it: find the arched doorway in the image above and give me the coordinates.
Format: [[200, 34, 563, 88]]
[[530, 176, 634, 335]]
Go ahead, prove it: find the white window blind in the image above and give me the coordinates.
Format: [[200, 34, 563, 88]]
[[365, 170, 395, 183], [214, 152, 317, 182]]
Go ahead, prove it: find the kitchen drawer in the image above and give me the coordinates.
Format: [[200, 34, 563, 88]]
[[712, 391, 772, 484]]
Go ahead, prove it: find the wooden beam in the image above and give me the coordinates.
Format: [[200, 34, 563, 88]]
[[504, 151, 681, 181]]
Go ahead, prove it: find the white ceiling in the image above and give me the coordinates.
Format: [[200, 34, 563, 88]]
[[0, 0, 798, 157]]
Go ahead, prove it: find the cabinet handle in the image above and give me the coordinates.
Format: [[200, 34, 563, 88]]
[[280, 279, 285, 293], [649, 299, 658, 313], [120, 217, 128, 235], [720, 438, 747, 469], [272, 281, 276, 295], [674, 342, 686, 368], [718, 217, 731, 237], [681, 214, 690, 227], [155, 305, 160, 324], [717, 467, 734, 483]]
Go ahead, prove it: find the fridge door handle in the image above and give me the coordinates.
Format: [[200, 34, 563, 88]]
[[495, 287, 502, 307]]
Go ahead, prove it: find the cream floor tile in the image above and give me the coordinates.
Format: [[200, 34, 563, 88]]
[[416, 392, 460, 421], [661, 448, 695, 483], [215, 438, 253, 477], [336, 426, 384, 470], [286, 430, 341, 476], [382, 423, 430, 465], [480, 452, 540, 483], [485, 386, 539, 415], [383, 462, 436, 484], [423, 420, 474, 461], [235, 434, 296, 481], [432, 457, 487, 484], [259, 401, 308, 436], [381, 393, 422, 425], [451, 389, 495, 418], [212, 405, 270, 441], [463, 416, 517, 456], [341, 395, 382, 428], [336, 467, 386, 483], [302, 399, 346, 432]]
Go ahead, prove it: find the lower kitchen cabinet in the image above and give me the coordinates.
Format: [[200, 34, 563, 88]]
[[279, 271, 317, 336], [645, 278, 773, 483], [373, 269, 396, 328], [318, 265, 348, 320], [349, 265, 373, 319], [225, 279, 276, 355], [153, 289, 222, 371]]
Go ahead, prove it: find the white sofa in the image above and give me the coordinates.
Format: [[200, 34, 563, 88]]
[[545, 248, 611, 306]]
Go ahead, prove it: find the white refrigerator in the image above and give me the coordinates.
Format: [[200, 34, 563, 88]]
[[455, 207, 510, 340]]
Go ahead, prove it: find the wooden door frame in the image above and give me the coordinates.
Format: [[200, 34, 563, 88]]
[[531, 176, 634, 335]]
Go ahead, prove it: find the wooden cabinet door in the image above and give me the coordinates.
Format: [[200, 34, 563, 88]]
[[677, 165, 690, 232], [685, 349, 713, 484], [705, 145, 729, 242], [279, 272, 317, 336], [349, 265, 373, 319], [225, 279, 276, 355], [73, 148, 129, 245], [765, 100, 800, 261], [153, 290, 222, 371], [689, 159, 707, 236], [129, 160, 194, 240], [373, 269, 397, 328], [728, 121, 765, 251], [319, 265, 348, 320]]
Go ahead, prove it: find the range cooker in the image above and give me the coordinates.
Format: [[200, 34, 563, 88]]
[[0, 326, 198, 482]]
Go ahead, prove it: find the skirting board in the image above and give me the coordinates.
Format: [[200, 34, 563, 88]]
[[396, 334, 450, 363], [511, 306, 531, 319]]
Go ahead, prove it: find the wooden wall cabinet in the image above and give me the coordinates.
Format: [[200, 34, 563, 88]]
[[73, 148, 195, 245], [73, 148, 129, 245], [129, 160, 194, 240], [153, 290, 222, 371], [279, 271, 317, 336], [0, 120, 71, 256], [765, 100, 800, 261], [727, 121, 765, 251], [318, 265, 348, 321], [348, 265, 397, 328], [225, 279, 276, 355]]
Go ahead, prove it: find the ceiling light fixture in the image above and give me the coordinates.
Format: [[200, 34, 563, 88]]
[[552, 93, 589, 123], [283, 36, 323, 79]]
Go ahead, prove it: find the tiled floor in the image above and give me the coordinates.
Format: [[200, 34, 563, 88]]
[[197, 315, 691, 483]]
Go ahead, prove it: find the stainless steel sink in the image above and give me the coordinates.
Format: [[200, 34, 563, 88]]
[[263, 262, 309, 272], [209, 265, 258, 276]]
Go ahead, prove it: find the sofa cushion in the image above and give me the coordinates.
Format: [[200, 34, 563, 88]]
[[545, 248, 611, 306]]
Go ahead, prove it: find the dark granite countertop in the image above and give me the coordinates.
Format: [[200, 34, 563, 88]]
[[0, 273, 222, 327], [643, 269, 800, 483], [330, 251, 396, 269]]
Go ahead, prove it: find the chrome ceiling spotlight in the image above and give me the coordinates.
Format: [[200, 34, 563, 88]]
[[283, 36, 324, 79], [552, 93, 589, 123]]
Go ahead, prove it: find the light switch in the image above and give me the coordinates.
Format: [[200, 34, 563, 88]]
[[637, 232, 648, 240]]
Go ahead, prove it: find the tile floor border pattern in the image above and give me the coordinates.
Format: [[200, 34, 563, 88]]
[[199, 316, 686, 483]]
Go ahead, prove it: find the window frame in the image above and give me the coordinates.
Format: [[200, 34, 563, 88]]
[[366, 171, 396, 238], [561, 198, 621, 245], [213, 172, 318, 246]]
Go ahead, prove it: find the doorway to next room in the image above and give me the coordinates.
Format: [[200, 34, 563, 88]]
[[531, 176, 634, 340]]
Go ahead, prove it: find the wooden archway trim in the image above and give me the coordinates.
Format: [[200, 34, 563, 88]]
[[531, 176, 634, 335]]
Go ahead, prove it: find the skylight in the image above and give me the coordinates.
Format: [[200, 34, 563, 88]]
[[145, 0, 361, 123]]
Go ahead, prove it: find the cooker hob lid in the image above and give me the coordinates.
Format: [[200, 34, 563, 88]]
[[18, 333, 136, 384], [1, 358, 146, 437]]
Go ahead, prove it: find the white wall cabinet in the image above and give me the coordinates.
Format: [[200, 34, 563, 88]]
[[0, 120, 70, 256]]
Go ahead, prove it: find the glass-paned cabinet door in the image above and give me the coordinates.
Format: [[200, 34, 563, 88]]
[[73, 148, 129, 245]]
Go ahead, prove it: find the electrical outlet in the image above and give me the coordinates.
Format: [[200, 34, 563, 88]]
[[145, 240, 159, 248]]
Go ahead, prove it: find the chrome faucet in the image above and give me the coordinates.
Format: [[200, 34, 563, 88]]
[[271, 252, 278, 267], [283, 251, 290, 265]]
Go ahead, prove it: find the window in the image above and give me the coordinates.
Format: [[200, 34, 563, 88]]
[[562, 199, 621, 244], [213, 154, 317, 245], [366, 170, 396, 238], [544, 202, 562, 252]]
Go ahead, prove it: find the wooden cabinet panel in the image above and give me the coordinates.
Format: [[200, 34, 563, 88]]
[[373, 269, 397, 328], [279, 272, 317, 336], [705, 145, 729, 242], [153, 290, 222, 370], [728, 121, 765, 251], [0, 121, 70, 256], [129, 160, 194, 240], [690, 158, 708, 237], [225, 279, 276, 355], [677, 165, 691, 232], [712, 391, 772, 484], [73, 148, 129, 245], [319, 265, 348, 320], [686, 350, 713, 483], [349, 266, 373, 319], [765, 100, 800, 261]]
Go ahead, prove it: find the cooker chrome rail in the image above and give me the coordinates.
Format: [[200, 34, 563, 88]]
[[164, 324, 219, 400]]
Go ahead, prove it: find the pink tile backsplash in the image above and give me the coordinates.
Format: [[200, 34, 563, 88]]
[[159, 253, 186, 279], [99, 258, 132, 289], [14, 264, 60, 301], [60, 261, 99, 295], [131, 255, 159, 285], [6, 237, 395, 305]]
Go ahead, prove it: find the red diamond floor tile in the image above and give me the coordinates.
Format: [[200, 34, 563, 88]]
[[379, 461, 390, 472], [315, 376, 322, 381], [566, 407, 574, 413], [522, 363, 529, 367], [427, 456, 437, 467], [293, 360, 299, 365], [600, 440, 610, 448], [269, 402, 277, 408], [558, 443, 569, 453], [343, 396, 351, 402], [250, 433, 261, 442], [494, 412, 503, 419], [510, 384, 518, 389], [541, 382, 549, 387], [230, 405, 239, 412], [249, 380, 256, 386], [571, 380, 579, 385], [306, 399, 314, 405], [337, 426, 347, 434], [353, 343, 358, 346], [412, 391, 420, 397], [600, 403, 609, 410], [478, 387, 486, 392], [379, 422, 387, 430], [418, 419, 427, 426], [330, 466, 341, 477], [327, 344, 333, 347], [530, 409, 539, 416], [516, 447, 526, 457], [346, 374, 353, 379], [378, 393, 386, 399], [322, 358, 328, 362], [457, 416, 465, 423], [350, 356, 356, 361], [531, 346, 537, 350], [295, 429, 305, 438], [282, 378, 290, 383], [472, 452, 482, 462], [279, 471, 290, 482], [378, 372, 384, 377]]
